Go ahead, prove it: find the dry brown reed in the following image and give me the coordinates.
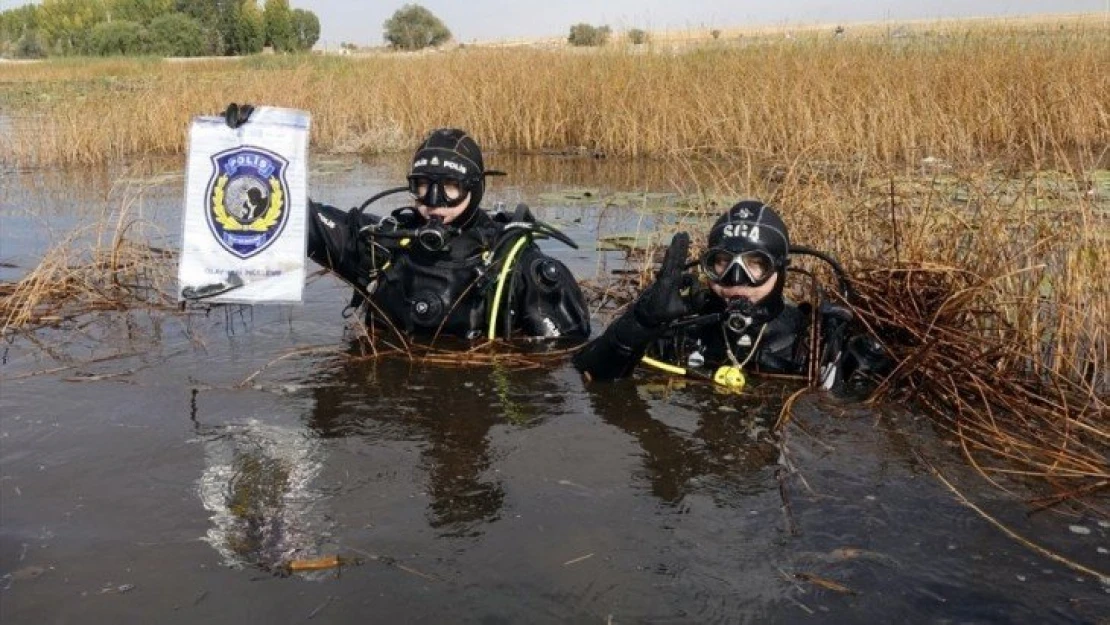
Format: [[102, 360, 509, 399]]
[[0, 201, 177, 336], [1, 15, 1106, 167], [352, 339, 579, 370], [844, 193, 1109, 513]]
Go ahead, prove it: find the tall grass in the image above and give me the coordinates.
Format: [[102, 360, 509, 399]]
[[0, 16, 1106, 167]]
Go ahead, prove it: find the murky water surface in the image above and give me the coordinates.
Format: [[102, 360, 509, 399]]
[[1, 156, 1107, 624]]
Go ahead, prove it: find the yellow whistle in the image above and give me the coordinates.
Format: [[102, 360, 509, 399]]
[[713, 366, 747, 391]]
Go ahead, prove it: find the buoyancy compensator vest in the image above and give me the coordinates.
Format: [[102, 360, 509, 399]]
[[351, 192, 578, 340]]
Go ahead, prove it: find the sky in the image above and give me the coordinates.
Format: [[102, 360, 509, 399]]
[[293, 0, 1108, 47], [0, 0, 1105, 47]]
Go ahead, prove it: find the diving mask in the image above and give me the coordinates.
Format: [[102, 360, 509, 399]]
[[407, 174, 472, 208], [701, 248, 777, 287]]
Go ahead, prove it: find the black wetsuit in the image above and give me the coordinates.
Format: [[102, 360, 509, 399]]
[[573, 285, 885, 390], [307, 201, 590, 341]]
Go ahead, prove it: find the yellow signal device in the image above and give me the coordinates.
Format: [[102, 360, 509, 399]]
[[713, 366, 747, 391]]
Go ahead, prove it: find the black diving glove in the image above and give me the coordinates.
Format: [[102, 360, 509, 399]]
[[223, 102, 255, 129], [632, 232, 691, 328], [572, 232, 692, 379]]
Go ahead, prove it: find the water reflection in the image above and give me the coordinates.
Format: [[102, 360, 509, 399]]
[[586, 379, 787, 505], [0, 159, 180, 213], [190, 389, 334, 574], [306, 357, 578, 537]]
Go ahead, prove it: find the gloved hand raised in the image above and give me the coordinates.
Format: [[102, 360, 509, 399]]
[[632, 232, 691, 328], [572, 232, 691, 380], [223, 102, 254, 129]]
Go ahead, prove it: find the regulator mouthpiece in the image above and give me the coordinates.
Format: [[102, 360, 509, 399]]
[[725, 298, 755, 333], [415, 219, 452, 252]]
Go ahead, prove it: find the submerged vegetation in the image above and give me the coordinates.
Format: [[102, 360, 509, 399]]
[[0, 15, 1107, 515]]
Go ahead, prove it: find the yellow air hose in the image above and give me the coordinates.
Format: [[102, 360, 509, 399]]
[[487, 235, 532, 340], [641, 356, 688, 376], [641, 356, 747, 392]]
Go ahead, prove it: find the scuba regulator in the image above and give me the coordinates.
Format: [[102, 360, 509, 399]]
[[413, 217, 456, 253], [349, 186, 461, 257]]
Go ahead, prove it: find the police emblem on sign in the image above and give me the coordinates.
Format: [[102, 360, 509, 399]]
[[205, 146, 291, 259]]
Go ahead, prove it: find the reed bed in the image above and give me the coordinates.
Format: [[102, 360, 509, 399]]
[[0, 207, 177, 336], [842, 182, 1107, 511], [347, 338, 577, 371], [854, 262, 1107, 513], [1, 15, 1106, 167]]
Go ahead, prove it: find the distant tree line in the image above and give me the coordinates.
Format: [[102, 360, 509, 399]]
[[0, 0, 320, 58]]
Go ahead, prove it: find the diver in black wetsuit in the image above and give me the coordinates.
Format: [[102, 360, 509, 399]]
[[305, 128, 590, 342], [573, 200, 889, 392], [218, 105, 587, 341]]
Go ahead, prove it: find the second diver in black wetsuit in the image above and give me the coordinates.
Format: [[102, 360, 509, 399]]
[[574, 200, 890, 393]]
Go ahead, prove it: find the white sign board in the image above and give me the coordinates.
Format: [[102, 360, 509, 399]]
[[177, 106, 311, 304]]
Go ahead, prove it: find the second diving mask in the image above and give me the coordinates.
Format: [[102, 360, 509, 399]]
[[701, 248, 778, 287]]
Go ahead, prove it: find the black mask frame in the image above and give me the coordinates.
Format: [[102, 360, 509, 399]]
[[700, 248, 781, 288], [407, 174, 476, 208]]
